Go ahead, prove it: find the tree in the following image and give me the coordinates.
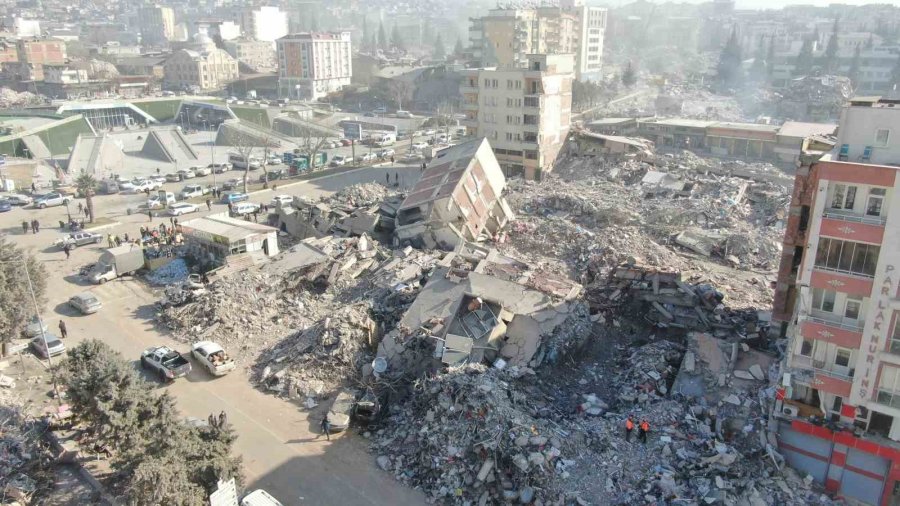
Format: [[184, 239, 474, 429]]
[[227, 130, 257, 194], [0, 239, 46, 342], [390, 25, 404, 52], [848, 46, 861, 86], [75, 171, 97, 223], [258, 134, 280, 189], [298, 125, 330, 172], [766, 36, 776, 77], [621, 61, 637, 87], [378, 21, 388, 52], [795, 36, 814, 76], [454, 37, 464, 57], [824, 19, 840, 72], [749, 36, 767, 81], [716, 27, 743, 87], [433, 34, 445, 60]]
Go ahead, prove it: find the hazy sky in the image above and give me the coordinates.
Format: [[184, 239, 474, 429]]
[[602, 0, 900, 8]]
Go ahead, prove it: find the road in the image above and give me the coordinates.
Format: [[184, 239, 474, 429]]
[[2, 166, 427, 504]]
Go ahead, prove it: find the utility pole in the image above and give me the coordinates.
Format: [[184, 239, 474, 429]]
[[22, 260, 62, 405]]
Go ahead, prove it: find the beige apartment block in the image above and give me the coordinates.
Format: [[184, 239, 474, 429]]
[[461, 54, 574, 180], [163, 47, 238, 91]]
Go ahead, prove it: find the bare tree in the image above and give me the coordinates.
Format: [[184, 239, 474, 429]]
[[259, 134, 281, 189], [297, 125, 331, 172], [385, 80, 413, 110], [228, 130, 256, 194]]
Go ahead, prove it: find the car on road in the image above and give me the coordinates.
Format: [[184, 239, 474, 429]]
[[147, 192, 176, 209], [266, 155, 281, 165], [190, 341, 236, 376], [356, 152, 377, 163], [230, 202, 259, 216], [377, 148, 395, 159], [326, 388, 356, 432], [401, 153, 424, 163], [5, 194, 32, 206], [423, 129, 436, 136], [69, 292, 102, 315], [177, 168, 196, 179], [340, 139, 352, 146], [192, 166, 211, 176], [222, 178, 242, 191], [209, 163, 231, 173], [0, 199, 11, 212], [221, 191, 249, 204], [167, 202, 200, 216], [410, 142, 428, 151], [270, 194, 293, 207], [330, 155, 348, 167], [33, 192, 69, 209], [372, 106, 387, 114], [165, 173, 182, 183], [241, 490, 284, 506], [395, 110, 413, 118], [148, 175, 168, 185], [258, 169, 284, 182], [141, 346, 192, 382], [24, 316, 48, 337], [54, 231, 103, 249], [31, 333, 65, 359], [180, 184, 207, 199], [363, 112, 376, 117]]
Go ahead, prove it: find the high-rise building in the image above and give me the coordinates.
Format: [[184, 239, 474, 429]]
[[468, 4, 606, 80], [163, 43, 238, 91], [772, 95, 900, 505], [224, 38, 276, 73], [139, 6, 175, 46], [241, 6, 289, 43], [276, 32, 352, 100], [461, 54, 574, 180]]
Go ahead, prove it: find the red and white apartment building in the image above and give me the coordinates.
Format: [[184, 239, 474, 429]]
[[773, 96, 900, 505]]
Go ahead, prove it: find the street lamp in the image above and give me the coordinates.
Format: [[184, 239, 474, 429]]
[[63, 199, 71, 223]]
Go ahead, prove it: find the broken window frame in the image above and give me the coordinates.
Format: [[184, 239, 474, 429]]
[[866, 188, 886, 217]]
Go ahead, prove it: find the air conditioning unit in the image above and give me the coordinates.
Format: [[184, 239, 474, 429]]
[[782, 405, 800, 417]]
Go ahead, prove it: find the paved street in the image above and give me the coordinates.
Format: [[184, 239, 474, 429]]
[[1, 166, 426, 504]]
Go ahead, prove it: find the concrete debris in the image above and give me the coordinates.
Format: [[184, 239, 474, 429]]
[[0, 389, 54, 502]]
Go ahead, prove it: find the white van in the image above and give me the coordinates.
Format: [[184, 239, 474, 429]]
[[395, 110, 413, 118], [148, 191, 177, 209], [229, 153, 262, 170]]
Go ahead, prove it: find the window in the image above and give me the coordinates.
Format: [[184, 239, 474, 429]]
[[877, 364, 900, 409], [814, 238, 880, 277], [812, 288, 836, 313], [890, 313, 900, 355], [835, 348, 851, 367], [831, 184, 857, 210], [800, 338, 814, 356], [867, 188, 886, 216], [876, 128, 891, 147], [844, 296, 861, 320], [507, 79, 513, 89]]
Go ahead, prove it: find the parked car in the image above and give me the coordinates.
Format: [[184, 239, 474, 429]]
[[33, 192, 69, 209], [149, 175, 168, 185], [193, 166, 211, 176], [266, 155, 281, 165], [140, 346, 192, 382], [148, 192, 176, 209], [31, 333, 65, 359], [165, 173, 182, 183], [356, 152, 377, 163], [222, 178, 242, 190], [258, 169, 284, 182], [363, 112, 376, 117], [190, 341, 236, 376], [340, 139, 352, 146], [330, 155, 348, 167], [395, 110, 413, 118], [5, 194, 32, 206], [377, 148, 395, 159], [54, 231, 103, 249], [372, 106, 387, 114], [410, 142, 428, 151], [0, 199, 10, 212], [23, 316, 48, 337], [221, 192, 249, 204], [69, 292, 102, 315], [210, 163, 231, 174], [423, 129, 436, 136], [177, 168, 196, 179], [270, 194, 293, 207], [230, 202, 259, 216], [167, 202, 200, 216], [180, 184, 206, 199], [401, 153, 423, 163]]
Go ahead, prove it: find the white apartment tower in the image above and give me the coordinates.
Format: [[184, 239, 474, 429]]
[[277, 32, 352, 100]]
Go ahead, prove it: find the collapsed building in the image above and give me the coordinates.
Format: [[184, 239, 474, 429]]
[[394, 139, 515, 250]]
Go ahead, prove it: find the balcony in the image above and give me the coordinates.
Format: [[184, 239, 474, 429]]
[[462, 102, 478, 111], [799, 316, 863, 349], [791, 355, 854, 397], [823, 208, 887, 227], [809, 309, 865, 332], [821, 213, 886, 244]]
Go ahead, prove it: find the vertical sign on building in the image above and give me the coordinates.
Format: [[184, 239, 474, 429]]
[[859, 264, 896, 400]]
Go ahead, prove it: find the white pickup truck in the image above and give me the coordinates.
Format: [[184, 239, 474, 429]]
[[191, 341, 235, 376]]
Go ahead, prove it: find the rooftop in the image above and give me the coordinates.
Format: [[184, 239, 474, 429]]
[[777, 121, 837, 139], [181, 213, 277, 242]]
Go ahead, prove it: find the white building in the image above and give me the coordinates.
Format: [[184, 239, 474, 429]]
[[181, 213, 279, 263], [163, 44, 239, 91], [277, 32, 352, 100], [562, 0, 607, 81], [14, 18, 41, 38], [241, 6, 289, 43]]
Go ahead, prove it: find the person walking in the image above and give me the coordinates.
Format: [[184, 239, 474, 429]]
[[148, 209, 153, 222], [206, 198, 212, 211], [394, 172, 399, 184], [114, 235, 122, 247], [22, 221, 28, 234], [84, 206, 89, 218], [30, 219, 37, 234], [77, 202, 83, 214], [58, 320, 68, 339], [34, 220, 39, 233], [625, 415, 635, 442], [390, 155, 395, 165], [385, 172, 390, 185], [107, 234, 114, 248], [421, 162, 426, 172], [320, 417, 331, 441], [639, 419, 650, 444], [63, 243, 71, 260], [31, 182, 36, 193]]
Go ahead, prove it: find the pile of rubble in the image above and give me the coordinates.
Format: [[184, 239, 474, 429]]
[[0, 390, 54, 503], [331, 182, 395, 207]]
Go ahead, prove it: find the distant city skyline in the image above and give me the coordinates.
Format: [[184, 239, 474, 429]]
[[598, 0, 900, 9]]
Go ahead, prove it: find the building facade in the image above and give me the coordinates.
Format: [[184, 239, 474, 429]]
[[139, 6, 175, 46], [241, 6, 289, 43], [163, 47, 238, 91], [773, 96, 900, 506], [461, 54, 574, 180], [224, 38, 276, 73], [468, 3, 606, 80], [16, 38, 66, 65], [276, 32, 351, 100]]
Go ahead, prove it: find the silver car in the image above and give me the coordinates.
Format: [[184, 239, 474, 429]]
[[24, 316, 48, 337], [31, 333, 66, 359], [69, 292, 102, 315]]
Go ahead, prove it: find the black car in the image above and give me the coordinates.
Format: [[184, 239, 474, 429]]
[[258, 169, 285, 182]]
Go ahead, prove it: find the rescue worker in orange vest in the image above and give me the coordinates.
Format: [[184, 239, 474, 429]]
[[639, 419, 650, 444], [625, 415, 635, 441]]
